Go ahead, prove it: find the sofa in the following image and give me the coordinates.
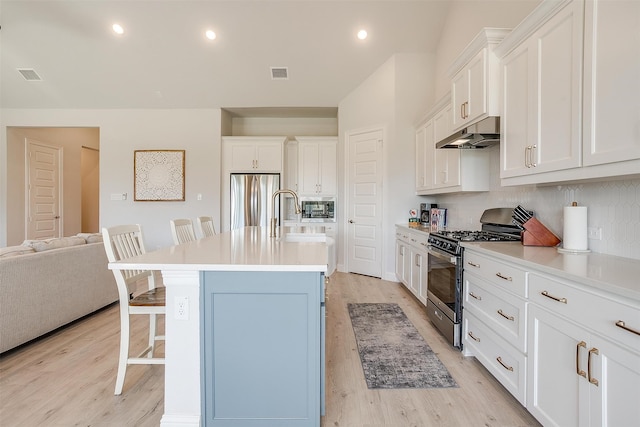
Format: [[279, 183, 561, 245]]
[[0, 234, 119, 353]]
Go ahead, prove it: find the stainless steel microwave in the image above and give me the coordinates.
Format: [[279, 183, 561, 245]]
[[300, 197, 336, 222]]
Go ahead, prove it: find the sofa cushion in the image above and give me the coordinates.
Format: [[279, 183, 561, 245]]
[[0, 245, 36, 258], [22, 236, 86, 252], [76, 233, 103, 244]]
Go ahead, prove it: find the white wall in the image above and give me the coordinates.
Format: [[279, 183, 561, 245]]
[[1, 109, 221, 250], [338, 53, 437, 280], [230, 117, 338, 138]]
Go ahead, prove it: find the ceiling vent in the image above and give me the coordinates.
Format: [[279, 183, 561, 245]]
[[270, 67, 289, 80], [18, 68, 43, 81]]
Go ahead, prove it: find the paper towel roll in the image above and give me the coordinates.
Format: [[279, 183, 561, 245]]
[[563, 204, 588, 251]]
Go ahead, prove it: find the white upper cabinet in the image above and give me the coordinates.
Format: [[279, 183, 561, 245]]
[[583, 0, 640, 166], [497, 0, 640, 185], [415, 96, 490, 195], [448, 28, 509, 132], [285, 140, 298, 192], [223, 136, 284, 172], [433, 104, 461, 189], [296, 137, 337, 196], [452, 49, 487, 130], [500, 0, 583, 178], [415, 120, 434, 191]]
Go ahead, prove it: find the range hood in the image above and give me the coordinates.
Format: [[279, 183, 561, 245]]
[[436, 116, 500, 149]]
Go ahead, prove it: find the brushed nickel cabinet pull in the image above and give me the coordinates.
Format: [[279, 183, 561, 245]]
[[415, 254, 421, 268], [496, 356, 514, 372], [588, 347, 599, 386], [541, 290, 567, 304], [525, 146, 531, 168], [496, 272, 512, 281], [576, 341, 587, 378], [467, 261, 480, 268], [469, 292, 482, 301], [530, 145, 537, 167], [460, 103, 465, 119], [497, 309, 514, 321], [615, 320, 640, 336], [468, 331, 480, 342]]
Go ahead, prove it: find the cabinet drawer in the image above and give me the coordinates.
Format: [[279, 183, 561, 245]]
[[463, 311, 527, 405], [463, 251, 528, 297], [406, 232, 429, 250], [464, 273, 528, 353], [396, 228, 429, 248], [529, 272, 640, 350]]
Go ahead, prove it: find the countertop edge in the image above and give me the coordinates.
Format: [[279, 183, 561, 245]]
[[110, 262, 327, 272], [461, 242, 640, 304]]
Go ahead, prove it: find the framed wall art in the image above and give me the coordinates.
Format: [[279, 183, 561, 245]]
[[134, 150, 185, 201]]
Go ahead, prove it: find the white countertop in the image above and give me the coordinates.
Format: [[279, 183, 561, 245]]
[[396, 223, 431, 234], [109, 226, 328, 272], [461, 241, 640, 303]]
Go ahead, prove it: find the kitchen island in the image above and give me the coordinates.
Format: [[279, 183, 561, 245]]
[[108, 226, 328, 427]]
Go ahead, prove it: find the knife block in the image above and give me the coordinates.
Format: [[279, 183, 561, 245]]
[[522, 217, 561, 247]]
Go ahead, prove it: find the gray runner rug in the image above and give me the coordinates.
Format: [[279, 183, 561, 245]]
[[347, 303, 458, 389]]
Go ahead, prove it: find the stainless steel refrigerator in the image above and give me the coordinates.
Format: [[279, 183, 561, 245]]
[[230, 173, 280, 230]]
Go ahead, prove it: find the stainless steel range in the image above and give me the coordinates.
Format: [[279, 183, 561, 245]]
[[426, 208, 522, 349]]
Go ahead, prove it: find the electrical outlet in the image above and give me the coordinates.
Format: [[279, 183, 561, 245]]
[[587, 227, 602, 240], [175, 296, 189, 320]]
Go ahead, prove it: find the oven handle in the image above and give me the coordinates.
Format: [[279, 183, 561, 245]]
[[427, 246, 457, 265]]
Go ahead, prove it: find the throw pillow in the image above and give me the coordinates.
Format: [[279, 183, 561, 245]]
[[0, 245, 36, 258], [23, 236, 87, 252]]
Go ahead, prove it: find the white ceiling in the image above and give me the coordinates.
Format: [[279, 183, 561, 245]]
[[0, 0, 453, 111]]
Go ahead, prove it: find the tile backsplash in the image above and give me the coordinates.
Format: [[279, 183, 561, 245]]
[[434, 149, 640, 260]]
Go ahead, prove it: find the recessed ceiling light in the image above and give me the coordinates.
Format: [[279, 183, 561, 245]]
[[205, 30, 216, 40], [357, 29, 368, 40], [112, 23, 124, 35]]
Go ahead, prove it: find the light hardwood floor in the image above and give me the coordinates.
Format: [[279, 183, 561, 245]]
[[0, 272, 540, 426]]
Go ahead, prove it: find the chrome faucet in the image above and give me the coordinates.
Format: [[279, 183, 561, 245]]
[[270, 189, 301, 237]]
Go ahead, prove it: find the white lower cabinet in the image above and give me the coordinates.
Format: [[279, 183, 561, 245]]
[[462, 250, 528, 404], [463, 247, 640, 426], [464, 310, 527, 405], [527, 272, 640, 427], [528, 304, 640, 427], [395, 226, 428, 305]]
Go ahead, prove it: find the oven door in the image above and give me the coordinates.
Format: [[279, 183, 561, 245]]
[[426, 246, 458, 323]]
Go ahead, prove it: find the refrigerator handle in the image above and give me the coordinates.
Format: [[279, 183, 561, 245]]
[[251, 175, 258, 226]]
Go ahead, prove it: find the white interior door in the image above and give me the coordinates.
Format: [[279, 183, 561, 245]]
[[346, 128, 383, 278], [27, 139, 62, 240]]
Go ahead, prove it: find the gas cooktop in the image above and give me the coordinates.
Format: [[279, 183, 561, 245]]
[[431, 230, 521, 242], [428, 230, 521, 255]]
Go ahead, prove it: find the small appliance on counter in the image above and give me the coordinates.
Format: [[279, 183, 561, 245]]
[[420, 203, 438, 226]]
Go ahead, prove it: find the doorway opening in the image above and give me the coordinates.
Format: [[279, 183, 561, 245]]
[[5, 127, 100, 246]]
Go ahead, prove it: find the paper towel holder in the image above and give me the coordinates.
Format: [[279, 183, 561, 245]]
[[557, 201, 591, 253]]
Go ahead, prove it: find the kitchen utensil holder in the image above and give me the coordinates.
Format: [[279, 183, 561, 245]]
[[522, 217, 561, 247]]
